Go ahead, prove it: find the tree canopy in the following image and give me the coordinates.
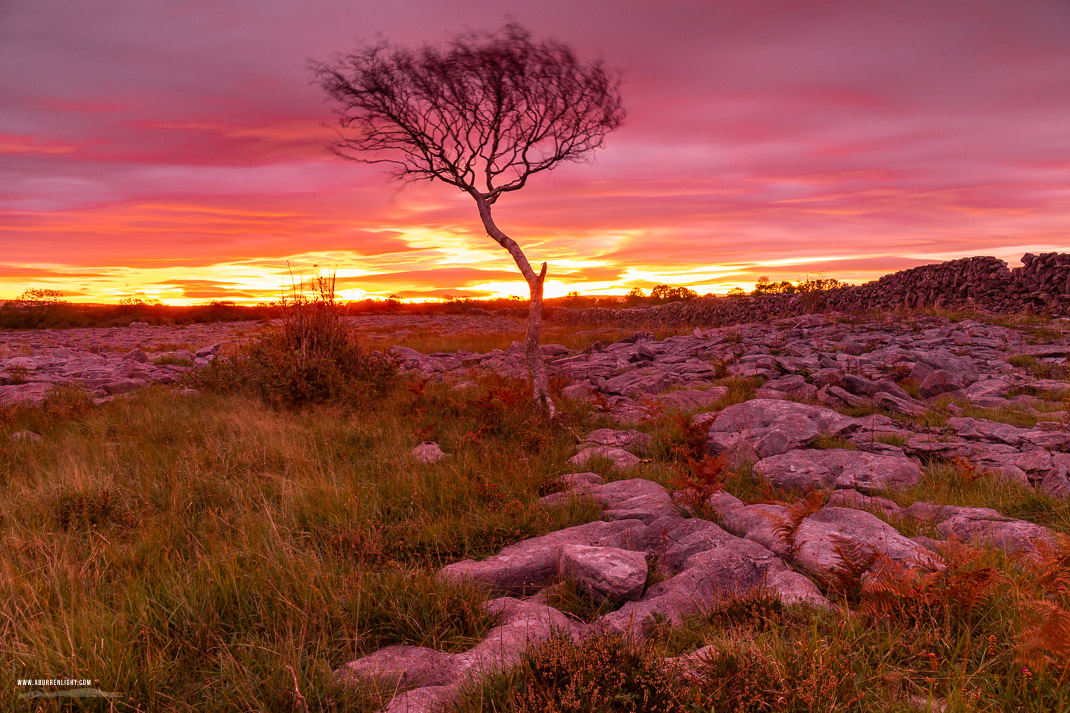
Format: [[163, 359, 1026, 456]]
[[312, 24, 625, 204]]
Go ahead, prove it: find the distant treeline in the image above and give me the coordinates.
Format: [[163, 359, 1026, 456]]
[[0, 290, 282, 329], [0, 289, 545, 329], [1, 277, 845, 329]]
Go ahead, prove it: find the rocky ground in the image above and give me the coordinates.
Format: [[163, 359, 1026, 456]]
[[0, 314, 525, 406], [358, 312, 1070, 712], [4, 310, 1069, 711]]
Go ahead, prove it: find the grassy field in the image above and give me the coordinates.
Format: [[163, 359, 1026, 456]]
[[0, 372, 612, 711], [347, 322, 691, 356], [2, 311, 1068, 712]]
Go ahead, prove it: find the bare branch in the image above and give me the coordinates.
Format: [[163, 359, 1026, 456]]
[[311, 23, 625, 197]]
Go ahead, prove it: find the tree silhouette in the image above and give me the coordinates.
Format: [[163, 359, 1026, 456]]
[[312, 24, 625, 416]]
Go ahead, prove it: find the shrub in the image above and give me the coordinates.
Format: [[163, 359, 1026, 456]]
[[43, 383, 94, 419], [692, 631, 863, 712], [622, 285, 698, 306], [752, 276, 797, 296], [152, 354, 194, 367], [50, 487, 139, 531], [191, 273, 398, 408], [0, 288, 83, 329], [5, 364, 28, 385], [702, 587, 794, 630]]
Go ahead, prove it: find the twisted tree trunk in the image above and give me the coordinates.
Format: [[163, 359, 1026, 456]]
[[473, 195, 557, 418]]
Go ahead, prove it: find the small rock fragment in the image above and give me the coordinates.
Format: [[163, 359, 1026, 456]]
[[411, 441, 448, 463]]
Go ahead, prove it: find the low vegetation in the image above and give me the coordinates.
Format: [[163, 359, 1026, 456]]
[[0, 370, 608, 711], [0, 292, 612, 711], [461, 539, 1070, 712], [0, 270, 858, 331], [2, 303, 1068, 712], [0, 289, 281, 329], [190, 275, 399, 409], [879, 459, 1070, 536]]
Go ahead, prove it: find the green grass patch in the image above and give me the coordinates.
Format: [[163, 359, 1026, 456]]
[[715, 376, 765, 407], [810, 434, 857, 450], [0, 372, 600, 711], [1008, 354, 1070, 380], [875, 433, 910, 447], [1010, 354, 1039, 369], [879, 459, 1070, 535], [958, 403, 1043, 428], [540, 578, 621, 623]]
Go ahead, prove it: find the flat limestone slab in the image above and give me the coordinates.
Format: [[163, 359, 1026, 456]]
[[754, 448, 922, 493]]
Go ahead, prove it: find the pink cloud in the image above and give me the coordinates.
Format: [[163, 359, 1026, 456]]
[[1, 0, 1069, 301]]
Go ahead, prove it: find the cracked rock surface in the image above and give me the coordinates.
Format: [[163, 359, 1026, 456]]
[[340, 466, 1057, 711], [334, 311, 1069, 712]]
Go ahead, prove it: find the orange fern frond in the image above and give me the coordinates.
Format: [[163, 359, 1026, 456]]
[[859, 559, 924, 620], [1018, 598, 1070, 673], [858, 539, 999, 626], [671, 452, 729, 516], [822, 534, 881, 605], [1024, 533, 1070, 598], [769, 490, 828, 558]]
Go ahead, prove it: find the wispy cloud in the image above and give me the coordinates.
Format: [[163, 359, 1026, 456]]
[[2, 0, 1069, 302]]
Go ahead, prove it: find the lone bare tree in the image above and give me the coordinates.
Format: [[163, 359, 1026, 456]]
[[312, 24, 625, 417]]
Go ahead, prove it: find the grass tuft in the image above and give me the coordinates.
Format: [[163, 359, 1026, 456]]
[[191, 273, 398, 409]]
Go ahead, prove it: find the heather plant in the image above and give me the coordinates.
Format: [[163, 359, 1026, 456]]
[[700, 586, 795, 631], [690, 633, 866, 712], [462, 634, 687, 713]]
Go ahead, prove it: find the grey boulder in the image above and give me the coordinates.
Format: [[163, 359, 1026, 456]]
[[705, 399, 860, 460], [438, 519, 646, 595], [568, 446, 641, 471], [558, 544, 648, 603], [580, 428, 653, 453], [411, 442, 448, 463]]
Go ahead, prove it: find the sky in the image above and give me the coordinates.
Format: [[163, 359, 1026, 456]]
[[2, 0, 1070, 304]]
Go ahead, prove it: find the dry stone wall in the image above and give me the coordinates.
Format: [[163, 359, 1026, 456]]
[[555, 252, 1070, 328]]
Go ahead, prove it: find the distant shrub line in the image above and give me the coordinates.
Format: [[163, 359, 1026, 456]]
[[1, 277, 845, 329]]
